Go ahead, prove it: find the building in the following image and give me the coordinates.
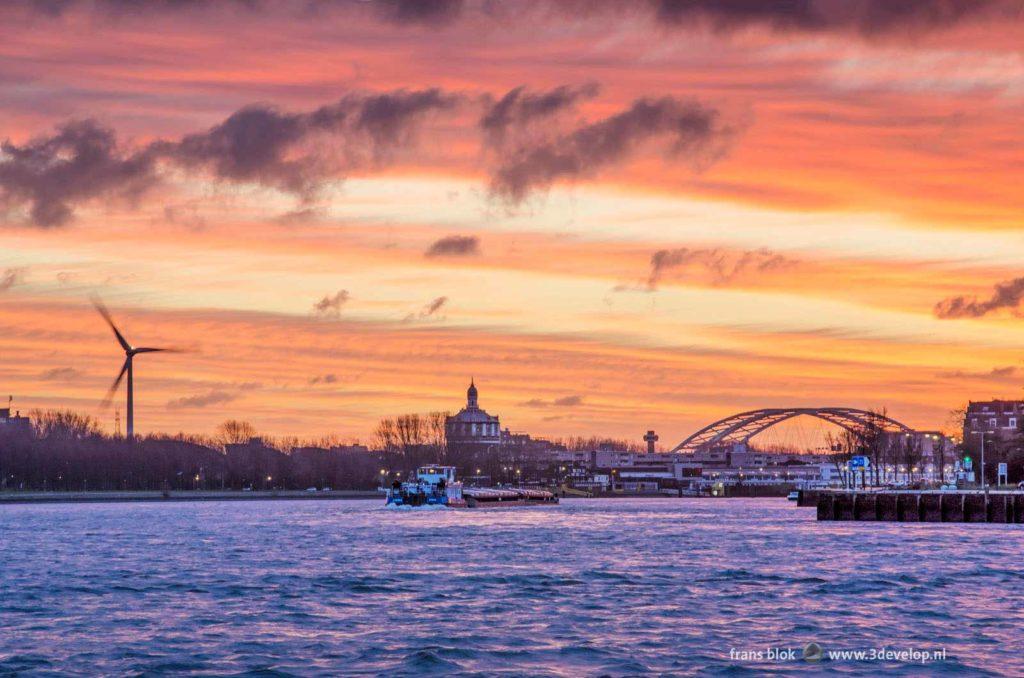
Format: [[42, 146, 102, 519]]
[[0, 400, 31, 436], [964, 400, 1023, 443], [445, 380, 501, 459]]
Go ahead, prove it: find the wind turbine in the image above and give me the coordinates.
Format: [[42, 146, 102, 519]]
[[93, 297, 174, 440]]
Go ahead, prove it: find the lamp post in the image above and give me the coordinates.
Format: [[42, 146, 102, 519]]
[[979, 430, 995, 493]]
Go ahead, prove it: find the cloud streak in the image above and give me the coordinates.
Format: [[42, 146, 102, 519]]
[[940, 365, 1019, 380], [425, 235, 479, 257], [934, 276, 1024, 319], [166, 389, 239, 410], [643, 247, 795, 290], [39, 366, 82, 381], [9, 1, 1013, 36], [650, 0, 1011, 36], [488, 96, 732, 203], [480, 83, 600, 147], [520, 394, 584, 408]]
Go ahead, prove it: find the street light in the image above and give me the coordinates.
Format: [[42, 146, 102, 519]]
[[979, 430, 995, 492]]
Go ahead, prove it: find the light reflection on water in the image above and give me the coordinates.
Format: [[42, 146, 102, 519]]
[[1, 498, 1021, 676]]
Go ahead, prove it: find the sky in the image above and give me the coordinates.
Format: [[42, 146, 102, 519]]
[[2, 0, 1024, 447]]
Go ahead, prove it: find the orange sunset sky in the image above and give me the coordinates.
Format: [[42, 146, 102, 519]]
[[2, 0, 1024, 447]]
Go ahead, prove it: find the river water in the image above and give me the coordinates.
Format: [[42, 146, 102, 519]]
[[0, 498, 1021, 676]]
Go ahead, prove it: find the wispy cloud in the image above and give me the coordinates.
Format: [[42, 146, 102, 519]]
[[621, 247, 796, 291], [488, 96, 733, 203], [520, 394, 584, 408], [934, 276, 1024, 319], [39, 366, 82, 381], [313, 290, 350, 318], [166, 389, 238, 410], [0, 268, 25, 292], [481, 83, 600, 147], [650, 0, 1012, 36], [939, 365, 1019, 380], [404, 295, 449, 322]]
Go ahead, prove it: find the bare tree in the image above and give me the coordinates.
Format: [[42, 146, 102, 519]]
[[374, 417, 399, 454], [426, 411, 449, 463], [825, 429, 855, 488], [215, 420, 257, 447], [394, 414, 426, 456], [31, 409, 102, 440]]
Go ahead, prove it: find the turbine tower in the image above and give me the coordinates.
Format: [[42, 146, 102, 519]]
[[93, 297, 173, 440]]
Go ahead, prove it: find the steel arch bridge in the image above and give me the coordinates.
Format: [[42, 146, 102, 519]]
[[671, 407, 915, 454]]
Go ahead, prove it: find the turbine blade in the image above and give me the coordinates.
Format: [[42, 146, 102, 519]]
[[90, 295, 132, 353], [99, 358, 129, 410], [133, 346, 181, 354]]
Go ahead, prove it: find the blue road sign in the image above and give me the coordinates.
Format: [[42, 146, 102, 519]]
[[848, 455, 870, 470]]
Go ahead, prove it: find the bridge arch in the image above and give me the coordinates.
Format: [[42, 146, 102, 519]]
[[671, 407, 915, 454]]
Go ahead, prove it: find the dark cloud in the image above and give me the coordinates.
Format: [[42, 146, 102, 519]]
[[644, 246, 794, 290], [309, 373, 339, 385], [0, 120, 157, 227], [0, 268, 25, 292], [7, 0, 1014, 35], [313, 289, 350, 318], [481, 83, 600, 147], [934, 277, 1024, 319], [488, 96, 731, 203], [652, 0, 1009, 35], [3, 89, 459, 227], [166, 389, 239, 410], [372, 0, 464, 25], [425, 235, 480, 257], [39, 366, 82, 381], [154, 89, 459, 198]]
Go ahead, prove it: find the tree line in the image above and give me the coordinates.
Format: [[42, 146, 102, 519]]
[[0, 410, 383, 491]]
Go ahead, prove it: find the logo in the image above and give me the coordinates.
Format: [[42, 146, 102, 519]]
[[803, 642, 824, 662]]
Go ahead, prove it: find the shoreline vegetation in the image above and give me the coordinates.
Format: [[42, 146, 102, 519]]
[[0, 489, 383, 504], [0, 409, 644, 496]]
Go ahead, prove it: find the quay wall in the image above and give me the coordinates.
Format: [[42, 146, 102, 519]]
[[808, 490, 1024, 524]]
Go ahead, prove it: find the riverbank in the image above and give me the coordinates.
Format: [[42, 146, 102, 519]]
[[0, 489, 382, 504]]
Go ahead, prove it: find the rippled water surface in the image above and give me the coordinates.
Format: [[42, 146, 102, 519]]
[[1, 498, 1022, 676]]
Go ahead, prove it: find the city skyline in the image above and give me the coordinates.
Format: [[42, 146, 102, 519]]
[[3, 1, 1024, 443]]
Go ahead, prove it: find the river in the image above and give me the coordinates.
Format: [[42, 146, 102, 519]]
[[1, 498, 1020, 675]]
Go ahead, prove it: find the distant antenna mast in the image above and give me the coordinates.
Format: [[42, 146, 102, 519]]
[[115, 408, 122, 438]]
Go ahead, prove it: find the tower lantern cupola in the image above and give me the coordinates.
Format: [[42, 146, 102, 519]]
[[467, 379, 479, 409]]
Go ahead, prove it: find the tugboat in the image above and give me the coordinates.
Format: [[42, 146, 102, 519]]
[[384, 466, 558, 508], [385, 466, 467, 508]]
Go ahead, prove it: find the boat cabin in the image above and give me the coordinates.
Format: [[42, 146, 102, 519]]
[[416, 466, 457, 485]]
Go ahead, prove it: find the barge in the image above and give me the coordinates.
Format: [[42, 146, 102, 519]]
[[385, 466, 558, 508]]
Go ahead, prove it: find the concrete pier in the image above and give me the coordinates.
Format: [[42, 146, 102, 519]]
[[803, 490, 1024, 523]]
